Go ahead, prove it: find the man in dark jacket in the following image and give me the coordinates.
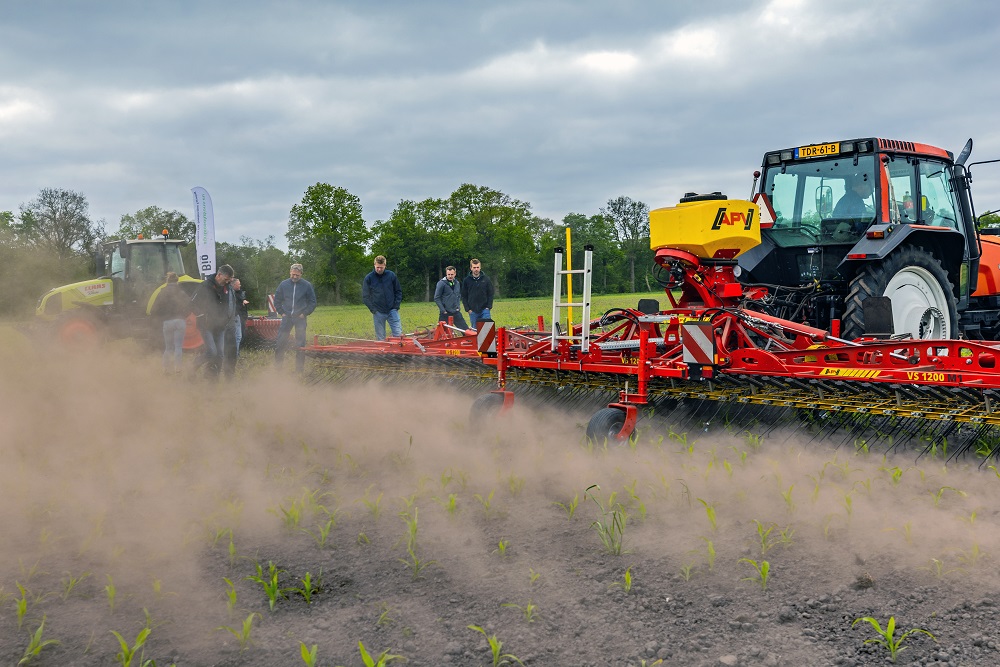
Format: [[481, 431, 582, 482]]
[[362, 255, 403, 341], [190, 264, 235, 378], [274, 263, 317, 373], [433, 265, 469, 331], [461, 258, 494, 329]]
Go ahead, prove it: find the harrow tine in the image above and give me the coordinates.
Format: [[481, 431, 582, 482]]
[[949, 423, 992, 463], [915, 421, 960, 463]]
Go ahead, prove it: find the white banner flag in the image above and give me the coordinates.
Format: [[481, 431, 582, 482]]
[[191, 186, 217, 278]]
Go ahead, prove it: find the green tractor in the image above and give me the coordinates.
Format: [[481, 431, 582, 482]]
[[35, 234, 205, 348]]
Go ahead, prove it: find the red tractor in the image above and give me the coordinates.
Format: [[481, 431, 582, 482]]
[[737, 137, 1000, 340]]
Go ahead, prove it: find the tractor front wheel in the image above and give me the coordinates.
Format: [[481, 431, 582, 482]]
[[842, 246, 957, 340], [57, 316, 102, 349], [586, 407, 629, 446]]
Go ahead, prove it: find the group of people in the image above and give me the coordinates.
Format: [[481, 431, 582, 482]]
[[153, 256, 494, 376], [362, 256, 494, 340], [153, 263, 313, 378], [153, 265, 252, 378]]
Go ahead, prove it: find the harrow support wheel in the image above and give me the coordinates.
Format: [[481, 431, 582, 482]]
[[586, 405, 637, 446], [470, 391, 514, 422], [843, 245, 957, 340]]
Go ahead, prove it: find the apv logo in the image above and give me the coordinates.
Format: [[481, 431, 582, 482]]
[[711, 207, 755, 231]]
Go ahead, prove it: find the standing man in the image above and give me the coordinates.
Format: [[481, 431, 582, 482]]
[[274, 263, 317, 373], [190, 264, 235, 379], [362, 255, 403, 341], [434, 265, 469, 331], [461, 258, 494, 329]]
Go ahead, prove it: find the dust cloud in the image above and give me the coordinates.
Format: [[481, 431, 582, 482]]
[[2, 337, 999, 656]]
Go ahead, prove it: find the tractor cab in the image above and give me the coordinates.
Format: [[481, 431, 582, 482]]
[[100, 237, 189, 317], [738, 138, 981, 338]]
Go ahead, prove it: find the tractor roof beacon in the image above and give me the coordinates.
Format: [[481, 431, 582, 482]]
[[738, 137, 1000, 340]]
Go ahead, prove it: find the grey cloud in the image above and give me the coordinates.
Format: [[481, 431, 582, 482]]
[[2, 0, 1000, 247]]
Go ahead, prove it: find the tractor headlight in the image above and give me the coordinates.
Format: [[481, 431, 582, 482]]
[[733, 265, 742, 278]]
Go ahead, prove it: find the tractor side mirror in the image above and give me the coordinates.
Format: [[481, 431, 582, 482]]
[[94, 252, 106, 276], [816, 185, 833, 218]]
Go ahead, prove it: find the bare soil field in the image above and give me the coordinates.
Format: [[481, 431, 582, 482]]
[[2, 341, 999, 667]]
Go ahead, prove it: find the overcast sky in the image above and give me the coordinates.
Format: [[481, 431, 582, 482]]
[[3, 0, 1000, 249]]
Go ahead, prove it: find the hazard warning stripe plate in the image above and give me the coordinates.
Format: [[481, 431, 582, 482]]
[[477, 320, 497, 354], [682, 322, 714, 365]]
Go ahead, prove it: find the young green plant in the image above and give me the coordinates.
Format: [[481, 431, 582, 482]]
[[852, 615, 935, 662], [110, 627, 151, 667], [217, 612, 260, 652], [738, 558, 771, 591], [585, 484, 628, 555], [553, 494, 579, 520], [500, 600, 538, 623], [299, 642, 318, 667], [245, 561, 286, 611], [357, 640, 405, 667], [18, 615, 59, 666], [468, 625, 525, 667], [609, 565, 633, 593]]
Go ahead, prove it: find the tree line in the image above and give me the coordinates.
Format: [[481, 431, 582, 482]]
[[1, 184, 654, 318]]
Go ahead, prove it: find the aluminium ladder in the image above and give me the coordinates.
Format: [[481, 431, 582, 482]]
[[550, 245, 594, 353]]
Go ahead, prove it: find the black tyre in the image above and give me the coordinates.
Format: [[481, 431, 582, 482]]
[[470, 393, 504, 422], [586, 407, 627, 446], [842, 246, 957, 340]]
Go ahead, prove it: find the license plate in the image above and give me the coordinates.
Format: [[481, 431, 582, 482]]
[[796, 142, 839, 158]]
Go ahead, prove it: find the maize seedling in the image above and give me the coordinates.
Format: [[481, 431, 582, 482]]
[[493, 538, 510, 557], [17, 615, 59, 666], [501, 600, 538, 623], [609, 565, 633, 593], [105, 574, 117, 614], [739, 558, 771, 591], [852, 615, 936, 662], [303, 515, 336, 548], [299, 642, 319, 667], [359, 486, 384, 521], [110, 627, 151, 667], [245, 561, 286, 611], [399, 546, 437, 580], [697, 498, 717, 531], [585, 484, 628, 555], [357, 640, 405, 667], [375, 601, 395, 627], [289, 572, 321, 604], [15, 582, 28, 629], [217, 612, 260, 652], [222, 577, 238, 613], [701, 537, 716, 571], [61, 571, 91, 600], [468, 625, 525, 667], [552, 494, 579, 520]]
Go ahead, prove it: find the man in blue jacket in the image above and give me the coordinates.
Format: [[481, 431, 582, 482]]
[[362, 255, 403, 341], [273, 263, 317, 372]]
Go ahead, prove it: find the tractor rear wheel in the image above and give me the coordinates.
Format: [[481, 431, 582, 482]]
[[586, 408, 627, 446], [842, 246, 957, 340]]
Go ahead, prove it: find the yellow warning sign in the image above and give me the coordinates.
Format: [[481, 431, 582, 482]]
[[818, 368, 882, 379]]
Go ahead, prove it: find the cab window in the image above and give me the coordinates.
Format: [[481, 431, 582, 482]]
[[919, 161, 959, 229]]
